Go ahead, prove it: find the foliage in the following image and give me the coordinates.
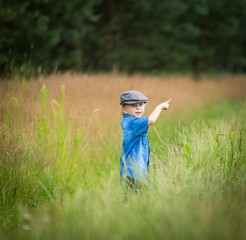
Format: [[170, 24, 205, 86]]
[[0, 0, 246, 77]]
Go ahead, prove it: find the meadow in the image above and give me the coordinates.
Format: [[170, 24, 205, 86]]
[[0, 73, 246, 240]]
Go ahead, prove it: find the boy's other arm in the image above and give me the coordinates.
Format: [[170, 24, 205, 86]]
[[148, 99, 172, 126]]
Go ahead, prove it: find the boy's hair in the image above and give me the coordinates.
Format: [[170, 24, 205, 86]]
[[120, 90, 148, 106]]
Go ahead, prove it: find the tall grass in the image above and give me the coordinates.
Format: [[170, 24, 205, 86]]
[[0, 81, 245, 239], [11, 109, 246, 240], [0, 84, 89, 232]]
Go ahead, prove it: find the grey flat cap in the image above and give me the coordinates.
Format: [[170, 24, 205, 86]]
[[120, 90, 148, 105]]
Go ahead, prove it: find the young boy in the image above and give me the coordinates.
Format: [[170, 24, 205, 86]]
[[120, 90, 172, 198]]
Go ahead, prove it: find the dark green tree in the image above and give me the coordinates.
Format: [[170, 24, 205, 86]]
[[0, 0, 245, 77]]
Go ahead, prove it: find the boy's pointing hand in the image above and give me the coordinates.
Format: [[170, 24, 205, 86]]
[[162, 99, 172, 110]]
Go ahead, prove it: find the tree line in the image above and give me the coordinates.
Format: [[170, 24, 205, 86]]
[[0, 0, 246, 78]]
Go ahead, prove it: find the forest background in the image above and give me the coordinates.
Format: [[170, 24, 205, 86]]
[[0, 0, 246, 78]]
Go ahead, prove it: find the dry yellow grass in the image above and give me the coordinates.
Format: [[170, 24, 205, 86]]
[[0, 73, 245, 137]]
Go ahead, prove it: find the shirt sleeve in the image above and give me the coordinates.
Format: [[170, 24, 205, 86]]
[[131, 117, 148, 136]]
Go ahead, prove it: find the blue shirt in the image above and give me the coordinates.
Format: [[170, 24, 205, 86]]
[[120, 114, 150, 181]]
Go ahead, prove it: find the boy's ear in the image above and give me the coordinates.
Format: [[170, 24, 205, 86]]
[[122, 106, 128, 114]]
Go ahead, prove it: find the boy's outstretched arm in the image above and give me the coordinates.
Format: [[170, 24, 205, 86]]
[[148, 99, 172, 126]]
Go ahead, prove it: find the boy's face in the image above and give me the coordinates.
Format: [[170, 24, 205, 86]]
[[122, 102, 146, 117]]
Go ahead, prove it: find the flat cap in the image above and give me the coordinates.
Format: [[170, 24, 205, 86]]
[[120, 90, 148, 105]]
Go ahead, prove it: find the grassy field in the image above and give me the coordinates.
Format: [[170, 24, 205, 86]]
[[0, 74, 246, 240]]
